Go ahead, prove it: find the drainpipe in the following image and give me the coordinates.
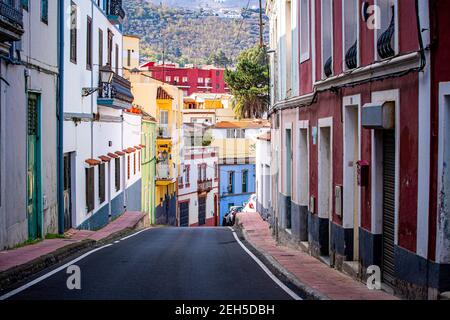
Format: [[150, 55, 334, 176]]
[[57, 0, 65, 234]]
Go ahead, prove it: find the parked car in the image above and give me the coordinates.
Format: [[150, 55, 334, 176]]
[[243, 194, 257, 213], [223, 206, 244, 226]]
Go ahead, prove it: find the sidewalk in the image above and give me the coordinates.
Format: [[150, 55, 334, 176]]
[[236, 212, 397, 300], [0, 212, 145, 289]]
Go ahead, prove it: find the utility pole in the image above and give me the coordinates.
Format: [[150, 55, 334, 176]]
[[259, 0, 264, 48]]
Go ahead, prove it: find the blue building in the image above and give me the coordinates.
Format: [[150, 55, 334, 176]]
[[219, 164, 256, 225]]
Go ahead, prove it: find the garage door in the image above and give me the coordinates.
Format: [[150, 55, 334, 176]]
[[179, 202, 189, 227]]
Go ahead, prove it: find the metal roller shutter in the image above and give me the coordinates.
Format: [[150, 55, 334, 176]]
[[198, 197, 206, 226], [179, 202, 189, 227], [382, 130, 396, 285]]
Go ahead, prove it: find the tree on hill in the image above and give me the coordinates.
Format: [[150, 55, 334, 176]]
[[224, 46, 269, 119]]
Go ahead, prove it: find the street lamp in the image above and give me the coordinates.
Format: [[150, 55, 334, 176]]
[[82, 66, 115, 97]]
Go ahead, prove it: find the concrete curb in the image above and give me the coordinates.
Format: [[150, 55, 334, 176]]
[[234, 217, 330, 301], [0, 214, 147, 292]]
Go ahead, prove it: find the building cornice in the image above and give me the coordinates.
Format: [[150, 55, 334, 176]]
[[270, 51, 421, 115]]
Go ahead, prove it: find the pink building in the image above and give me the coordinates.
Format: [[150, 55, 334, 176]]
[[140, 62, 230, 96], [265, 0, 450, 299]]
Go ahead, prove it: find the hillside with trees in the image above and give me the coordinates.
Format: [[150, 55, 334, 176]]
[[123, 0, 268, 66]]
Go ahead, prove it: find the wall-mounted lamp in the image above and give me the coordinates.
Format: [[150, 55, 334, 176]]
[[82, 66, 114, 97]]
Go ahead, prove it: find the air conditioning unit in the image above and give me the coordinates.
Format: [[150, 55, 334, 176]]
[[362, 101, 395, 130]]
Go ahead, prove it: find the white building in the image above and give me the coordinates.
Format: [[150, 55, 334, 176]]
[[178, 146, 219, 227], [62, 0, 140, 231], [0, 0, 59, 249], [255, 131, 272, 222]]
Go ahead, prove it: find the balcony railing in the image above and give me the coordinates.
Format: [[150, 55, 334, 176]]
[[157, 125, 171, 139], [0, 1, 24, 44], [345, 41, 358, 70], [107, 0, 125, 24], [156, 164, 171, 180], [198, 179, 213, 193], [377, 8, 395, 60], [98, 72, 134, 109]]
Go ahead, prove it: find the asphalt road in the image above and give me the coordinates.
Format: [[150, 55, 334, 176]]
[[5, 227, 293, 300]]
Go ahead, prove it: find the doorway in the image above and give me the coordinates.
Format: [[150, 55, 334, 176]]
[[198, 196, 206, 226], [27, 93, 41, 240], [63, 153, 73, 231], [179, 201, 189, 227], [285, 128, 292, 230], [382, 130, 396, 285], [344, 104, 360, 260], [319, 122, 332, 256]]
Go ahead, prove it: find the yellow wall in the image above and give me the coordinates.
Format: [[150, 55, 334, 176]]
[[123, 35, 140, 70], [212, 138, 256, 160]]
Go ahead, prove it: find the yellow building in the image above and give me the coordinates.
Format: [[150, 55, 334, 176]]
[[124, 35, 183, 225], [123, 35, 141, 70], [182, 93, 236, 125]]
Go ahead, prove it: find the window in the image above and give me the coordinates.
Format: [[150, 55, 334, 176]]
[[300, 0, 310, 62], [237, 129, 245, 138], [214, 162, 218, 179], [226, 129, 234, 139], [98, 29, 103, 67], [127, 49, 131, 67], [41, 0, 48, 24], [138, 151, 141, 172], [107, 30, 113, 66], [133, 153, 136, 175], [375, 0, 397, 60], [174, 76, 180, 83], [242, 170, 248, 193], [182, 76, 188, 83], [115, 157, 121, 191], [198, 77, 204, 83], [86, 17, 93, 70], [165, 76, 171, 82], [185, 165, 190, 184], [203, 164, 207, 181], [70, 2, 77, 63], [198, 164, 202, 181], [98, 163, 105, 203], [321, 0, 333, 78], [343, 0, 358, 70], [85, 167, 95, 212], [228, 171, 235, 194], [127, 155, 130, 180], [160, 110, 169, 125]]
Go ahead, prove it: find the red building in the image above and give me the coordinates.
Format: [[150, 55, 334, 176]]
[[140, 62, 230, 96], [264, 0, 450, 299]]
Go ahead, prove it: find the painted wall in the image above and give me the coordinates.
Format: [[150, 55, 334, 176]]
[[142, 120, 157, 223], [219, 164, 256, 224]]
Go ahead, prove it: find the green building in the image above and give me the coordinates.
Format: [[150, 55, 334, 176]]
[[141, 115, 157, 224]]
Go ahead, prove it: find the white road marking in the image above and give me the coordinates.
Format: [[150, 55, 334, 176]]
[[0, 244, 113, 300], [0, 228, 151, 300], [230, 228, 302, 300], [120, 228, 150, 241]]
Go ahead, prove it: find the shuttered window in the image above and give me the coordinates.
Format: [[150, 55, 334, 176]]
[[86, 16, 92, 70], [85, 167, 95, 212], [133, 153, 136, 175], [99, 29, 103, 67], [98, 163, 105, 203], [242, 170, 248, 193], [70, 2, 77, 63], [127, 155, 131, 180], [115, 157, 121, 191]]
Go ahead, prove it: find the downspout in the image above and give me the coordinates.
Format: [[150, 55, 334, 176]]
[[57, 0, 65, 234]]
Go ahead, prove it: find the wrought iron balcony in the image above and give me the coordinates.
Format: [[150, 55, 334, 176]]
[[324, 56, 333, 78], [107, 0, 125, 24], [98, 71, 134, 109], [157, 125, 171, 139], [0, 0, 24, 44], [198, 179, 213, 194], [345, 41, 358, 70], [377, 9, 395, 60]]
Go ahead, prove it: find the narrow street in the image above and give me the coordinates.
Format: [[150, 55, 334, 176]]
[[5, 228, 293, 300]]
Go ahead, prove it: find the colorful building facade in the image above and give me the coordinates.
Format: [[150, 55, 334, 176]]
[[140, 62, 230, 96], [141, 115, 157, 224], [265, 0, 450, 298]]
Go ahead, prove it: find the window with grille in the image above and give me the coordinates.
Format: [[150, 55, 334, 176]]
[[86, 167, 95, 212], [321, 0, 333, 78], [70, 2, 77, 63], [115, 157, 121, 191], [99, 163, 105, 203]]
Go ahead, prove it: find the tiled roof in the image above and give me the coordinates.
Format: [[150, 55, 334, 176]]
[[115, 151, 126, 156], [124, 147, 136, 154], [157, 87, 174, 100], [108, 153, 120, 159], [85, 159, 101, 166], [214, 119, 270, 129], [257, 132, 271, 141], [99, 155, 111, 162]]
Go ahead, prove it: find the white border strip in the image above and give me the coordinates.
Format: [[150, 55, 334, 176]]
[[0, 244, 113, 300], [230, 228, 301, 300]]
